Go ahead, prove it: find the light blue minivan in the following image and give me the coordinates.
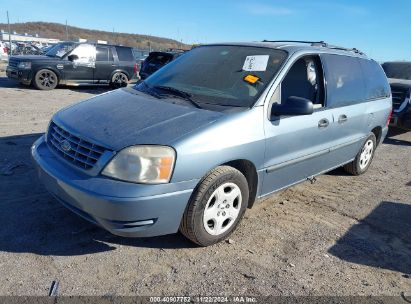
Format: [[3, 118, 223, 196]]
[[32, 41, 392, 246]]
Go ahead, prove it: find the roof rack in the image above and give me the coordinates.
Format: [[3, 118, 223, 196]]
[[261, 40, 364, 55], [262, 40, 327, 46], [326, 45, 364, 55]]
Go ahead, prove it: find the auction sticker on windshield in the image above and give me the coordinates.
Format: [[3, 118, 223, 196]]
[[243, 74, 260, 84], [243, 55, 269, 71]]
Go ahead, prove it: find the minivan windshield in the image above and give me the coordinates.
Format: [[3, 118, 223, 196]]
[[46, 42, 77, 58], [382, 62, 411, 80], [134, 45, 287, 108]]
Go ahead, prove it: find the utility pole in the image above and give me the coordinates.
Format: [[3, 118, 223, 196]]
[[7, 11, 12, 55], [65, 20, 68, 41]]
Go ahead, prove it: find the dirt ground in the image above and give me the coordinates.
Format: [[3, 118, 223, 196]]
[[0, 61, 410, 297]]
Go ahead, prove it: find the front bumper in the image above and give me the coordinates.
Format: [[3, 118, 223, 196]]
[[6, 67, 32, 85], [31, 135, 197, 237]]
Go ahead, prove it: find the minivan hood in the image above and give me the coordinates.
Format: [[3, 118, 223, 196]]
[[53, 88, 224, 151]]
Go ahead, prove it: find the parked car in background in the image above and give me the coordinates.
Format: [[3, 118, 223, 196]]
[[6, 42, 137, 90], [132, 48, 149, 78], [382, 61, 411, 131], [4, 41, 17, 54], [139, 49, 185, 79], [32, 41, 391, 246], [0, 41, 8, 61], [13, 42, 44, 56]]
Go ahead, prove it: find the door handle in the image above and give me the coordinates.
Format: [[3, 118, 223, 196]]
[[338, 114, 348, 124], [111, 64, 118, 67], [318, 118, 329, 128]]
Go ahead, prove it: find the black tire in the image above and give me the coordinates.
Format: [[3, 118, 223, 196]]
[[180, 166, 249, 246], [110, 72, 128, 89], [33, 69, 58, 90], [343, 133, 377, 175]]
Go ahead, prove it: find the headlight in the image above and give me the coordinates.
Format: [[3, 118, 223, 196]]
[[17, 61, 31, 69], [102, 145, 176, 184]]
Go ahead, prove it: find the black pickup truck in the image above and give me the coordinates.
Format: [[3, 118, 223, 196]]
[[382, 62, 411, 131], [6, 42, 136, 90]]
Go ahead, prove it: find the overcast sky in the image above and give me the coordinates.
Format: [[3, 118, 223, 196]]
[[1, 0, 410, 61]]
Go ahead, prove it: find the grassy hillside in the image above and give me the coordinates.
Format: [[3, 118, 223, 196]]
[[0, 22, 190, 50]]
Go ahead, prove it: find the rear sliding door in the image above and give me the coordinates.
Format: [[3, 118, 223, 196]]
[[320, 54, 369, 165]]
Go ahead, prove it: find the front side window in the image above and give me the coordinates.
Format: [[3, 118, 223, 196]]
[[322, 54, 366, 108], [276, 56, 325, 108], [135, 45, 288, 108], [69, 44, 96, 68]]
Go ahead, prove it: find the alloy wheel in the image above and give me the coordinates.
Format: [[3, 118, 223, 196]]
[[38, 71, 56, 88], [113, 73, 128, 87]]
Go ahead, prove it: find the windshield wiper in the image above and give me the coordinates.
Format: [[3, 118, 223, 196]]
[[153, 85, 202, 109], [134, 81, 162, 99]]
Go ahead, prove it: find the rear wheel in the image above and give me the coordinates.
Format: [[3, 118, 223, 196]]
[[180, 166, 249, 246], [110, 72, 128, 88], [343, 133, 376, 175], [34, 69, 58, 90]]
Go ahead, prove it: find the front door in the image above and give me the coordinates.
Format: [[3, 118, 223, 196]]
[[262, 55, 335, 195], [63, 44, 96, 83]]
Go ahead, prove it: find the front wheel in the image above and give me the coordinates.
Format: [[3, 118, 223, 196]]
[[180, 166, 249, 246], [110, 72, 128, 89], [343, 133, 377, 175], [33, 69, 58, 90]]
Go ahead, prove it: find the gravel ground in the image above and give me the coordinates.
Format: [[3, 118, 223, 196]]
[[0, 62, 410, 297]]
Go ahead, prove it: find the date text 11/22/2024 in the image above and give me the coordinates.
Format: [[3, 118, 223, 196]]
[[149, 296, 257, 303]]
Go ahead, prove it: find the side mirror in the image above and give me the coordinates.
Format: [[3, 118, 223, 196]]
[[67, 54, 79, 62], [271, 96, 314, 117]]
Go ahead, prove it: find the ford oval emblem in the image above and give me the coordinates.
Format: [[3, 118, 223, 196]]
[[60, 140, 71, 152]]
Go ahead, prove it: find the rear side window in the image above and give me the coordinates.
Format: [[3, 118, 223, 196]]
[[360, 59, 390, 99], [147, 53, 173, 64], [96, 46, 114, 62], [322, 54, 365, 108], [96, 46, 108, 61], [115, 46, 134, 61]]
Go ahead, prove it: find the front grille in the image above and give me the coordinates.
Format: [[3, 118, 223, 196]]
[[8, 58, 18, 68], [47, 122, 107, 170], [391, 87, 408, 111]]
